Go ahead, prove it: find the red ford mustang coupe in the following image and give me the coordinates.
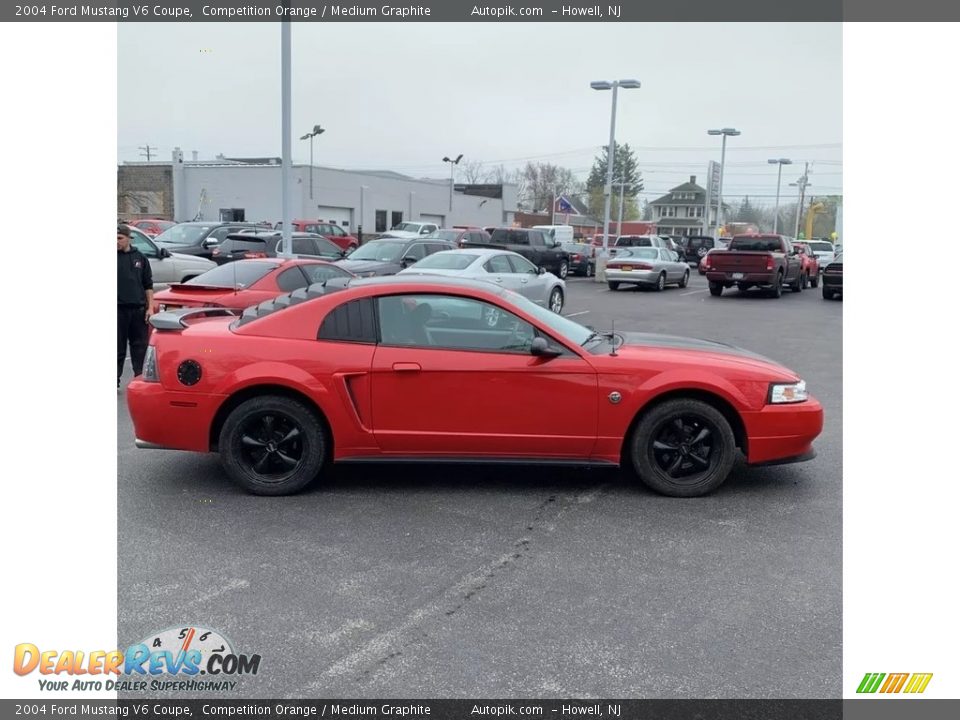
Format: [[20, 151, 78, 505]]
[[128, 276, 823, 497]]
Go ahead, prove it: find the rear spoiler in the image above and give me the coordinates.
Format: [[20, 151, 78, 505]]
[[149, 307, 242, 331]]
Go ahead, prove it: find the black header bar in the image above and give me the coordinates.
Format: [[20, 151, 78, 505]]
[[5, 1, 960, 22]]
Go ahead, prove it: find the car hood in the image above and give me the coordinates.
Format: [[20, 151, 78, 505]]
[[602, 332, 796, 377], [335, 259, 400, 275]]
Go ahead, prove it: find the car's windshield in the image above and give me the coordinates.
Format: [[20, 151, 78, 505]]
[[411, 252, 478, 270], [184, 261, 277, 288], [391, 223, 421, 233], [616, 247, 659, 260], [155, 224, 213, 246], [503, 290, 593, 346], [346, 240, 405, 262], [808, 241, 834, 252]]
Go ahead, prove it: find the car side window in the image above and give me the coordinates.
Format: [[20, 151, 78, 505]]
[[507, 255, 538, 275], [330, 225, 346, 237], [276, 267, 310, 292], [404, 243, 428, 261], [130, 231, 158, 258], [483, 255, 514, 274], [208, 227, 233, 242], [302, 263, 351, 284], [377, 294, 535, 353], [292, 237, 317, 255], [318, 298, 377, 343]]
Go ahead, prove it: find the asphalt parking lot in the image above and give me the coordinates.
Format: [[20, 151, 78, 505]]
[[117, 270, 842, 699]]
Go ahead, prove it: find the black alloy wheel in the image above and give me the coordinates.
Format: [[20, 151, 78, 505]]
[[630, 399, 736, 497], [219, 396, 326, 495]]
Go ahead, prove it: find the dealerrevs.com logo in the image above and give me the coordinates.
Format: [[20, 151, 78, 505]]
[[856, 673, 933, 694], [13, 626, 261, 692]]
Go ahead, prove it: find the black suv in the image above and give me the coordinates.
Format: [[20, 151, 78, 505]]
[[212, 232, 346, 265], [466, 228, 570, 279], [682, 235, 728, 264], [153, 221, 265, 260]]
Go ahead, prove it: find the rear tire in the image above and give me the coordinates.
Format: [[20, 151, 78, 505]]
[[219, 395, 327, 496], [770, 272, 783, 298], [655, 273, 666, 291], [708, 281, 723, 297], [629, 399, 737, 497], [790, 271, 803, 293], [810, 273, 819, 288], [608, 281, 620, 291]]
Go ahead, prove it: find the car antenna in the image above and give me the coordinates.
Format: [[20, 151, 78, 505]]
[[609, 319, 618, 357]]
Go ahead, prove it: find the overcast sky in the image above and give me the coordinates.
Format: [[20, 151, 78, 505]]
[[118, 22, 842, 205]]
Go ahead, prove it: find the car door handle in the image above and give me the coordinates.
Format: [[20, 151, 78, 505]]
[[520, 279, 528, 283], [392, 362, 421, 373], [494, 277, 502, 282]]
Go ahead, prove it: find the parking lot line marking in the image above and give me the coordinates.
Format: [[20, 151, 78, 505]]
[[564, 311, 590, 318]]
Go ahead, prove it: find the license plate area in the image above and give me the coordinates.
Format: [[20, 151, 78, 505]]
[[732, 272, 744, 280]]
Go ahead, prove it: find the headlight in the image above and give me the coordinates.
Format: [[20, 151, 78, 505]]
[[143, 346, 160, 383], [768, 380, 807, 404]]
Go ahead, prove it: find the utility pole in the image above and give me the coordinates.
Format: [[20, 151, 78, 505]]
[[139, 144, 156, 161], [615, 179, 626, 237], [792, 162, 810, 239]]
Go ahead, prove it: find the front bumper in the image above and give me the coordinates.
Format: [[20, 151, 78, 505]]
[[742, 396, 824, 465]]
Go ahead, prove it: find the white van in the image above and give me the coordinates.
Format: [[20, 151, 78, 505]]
[[533, 225, 574, 247]]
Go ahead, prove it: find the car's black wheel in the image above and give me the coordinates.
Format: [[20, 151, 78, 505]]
[[558, 261, 569, 279], [678, 270, 689, 288], [770, 272, 783, 298], [629, 399, 737, 497], [810, 273, 819, 288], [548, 287, 564, 314], [219, 396, 327, 496], [708, 281, 723, 297], [822, 286, 833, 300], [608, 281, 620, 291]]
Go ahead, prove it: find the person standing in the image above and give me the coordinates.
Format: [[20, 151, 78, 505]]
[[117, 225, 154, 388]]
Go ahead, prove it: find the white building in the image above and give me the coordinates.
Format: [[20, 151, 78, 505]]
[[118, 148, 518, 235]]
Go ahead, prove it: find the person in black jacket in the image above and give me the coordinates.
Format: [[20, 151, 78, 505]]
[[117, 225, 154, 388]]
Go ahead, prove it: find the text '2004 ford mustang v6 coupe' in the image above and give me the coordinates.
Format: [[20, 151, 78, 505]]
[[127, 276, 823, 497]]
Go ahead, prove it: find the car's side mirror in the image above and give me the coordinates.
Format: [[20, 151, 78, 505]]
[[538, 266, 545, 275], [159, 247, 171, 259], [402, 256, 417, 266], [530, 336, 561, 358], [203, 238, 219, 248]]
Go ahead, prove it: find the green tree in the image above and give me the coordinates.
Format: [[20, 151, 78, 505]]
[[733, 196, 765, 227], [585, 142, 643, 218]]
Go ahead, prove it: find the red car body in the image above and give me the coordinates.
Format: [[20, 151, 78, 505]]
[[130, 219, 177, 237], [793, 242, 821, 285], [128, 276, 823, 497], [152, 258, 355, 313], [277, 220, 359, 251]]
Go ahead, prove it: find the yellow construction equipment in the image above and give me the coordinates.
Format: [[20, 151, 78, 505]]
[[805, 202, 826, 239]]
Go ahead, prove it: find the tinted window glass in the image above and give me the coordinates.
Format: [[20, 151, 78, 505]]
[[292, 238, 317, 255], [617, 247, 659, 260], [484, 255, 513, 273], [301, 263, 352, 284], [729, 237, 783, 252], [377, 294, 535, 353], [319, 298, 377, 343], [276, 267, 309, 292], [186, 261, 276, 288], [220, 238, 268, 252], [403, 243, 428, 261], [507, 255, 538, 275], [312, 236, 344, 257], [490, 229, 530, 246], [347, 240, 405, 262]]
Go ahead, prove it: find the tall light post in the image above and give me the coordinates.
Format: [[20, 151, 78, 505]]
[[591, 79, 641, 258], [615, 178, 627, 237], [768, 158, 792, 232], [707, 127, 740, 236], [443, 154, 463, 214], [300, 125, 325, 200], [280, 21, 292, 256], [358, 185, 368, 244]]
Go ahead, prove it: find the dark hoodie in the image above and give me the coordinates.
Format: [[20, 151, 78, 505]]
[[118, 248, 154, 306]]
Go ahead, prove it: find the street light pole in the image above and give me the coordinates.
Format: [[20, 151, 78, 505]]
[[300, 125, 325, 200], [443, 153, 463, 214], [280, 21, 292, 256], [707, 127, 740, 236], [768, 158, 792, 233], [590, 79, 640, 262], [616, 179, 626, 236]]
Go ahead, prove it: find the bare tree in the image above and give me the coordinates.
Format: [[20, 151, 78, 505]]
[[460, 159, 486, 184]]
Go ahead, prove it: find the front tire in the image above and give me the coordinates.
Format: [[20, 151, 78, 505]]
[[548, 287, 564, 314], [629, 399, 737, 497], [219, 395, 327, 496]]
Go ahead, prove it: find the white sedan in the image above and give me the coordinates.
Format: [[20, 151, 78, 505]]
[[399, 248, 566, 316], [128, 226, 216, 289], [605, 247, 690, 291]]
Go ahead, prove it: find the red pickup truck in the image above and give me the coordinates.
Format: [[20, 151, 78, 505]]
[[703, 234, 804, 298]]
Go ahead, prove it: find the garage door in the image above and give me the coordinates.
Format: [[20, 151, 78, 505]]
[[419, 213, 445, 226], [317, 206, 354, 231]]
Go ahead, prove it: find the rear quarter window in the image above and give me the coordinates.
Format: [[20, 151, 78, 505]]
[[318, 298, 377, 343]]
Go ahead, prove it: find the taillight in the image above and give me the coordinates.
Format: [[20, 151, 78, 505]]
[[143, 346, 160, 383], [636, 263, 653, 270], [572, 253, 581, 261], [766, 257, 774, 270]]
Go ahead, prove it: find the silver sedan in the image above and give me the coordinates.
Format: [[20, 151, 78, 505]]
[[605, 247, 690, 291], [398, 248, 566, 315]]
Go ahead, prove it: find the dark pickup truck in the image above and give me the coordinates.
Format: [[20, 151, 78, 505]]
[[703, 234, 804, 298], [464, 228, 571, 279]]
